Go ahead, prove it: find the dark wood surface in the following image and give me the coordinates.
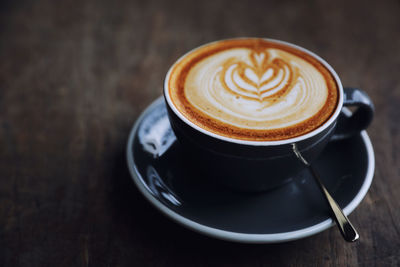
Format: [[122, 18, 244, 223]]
[[1, 0, 399, 266]]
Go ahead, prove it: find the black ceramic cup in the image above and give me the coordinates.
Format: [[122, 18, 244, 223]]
[[163, 39, 374, 192]]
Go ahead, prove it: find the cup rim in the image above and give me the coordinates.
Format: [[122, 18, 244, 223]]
[[163, 37, 344, 146]]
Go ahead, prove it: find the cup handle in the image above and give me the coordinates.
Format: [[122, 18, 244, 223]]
[[331, 87, 375, 141]]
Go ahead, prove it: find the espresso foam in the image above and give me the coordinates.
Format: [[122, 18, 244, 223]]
[[168, 39, 338, 141]]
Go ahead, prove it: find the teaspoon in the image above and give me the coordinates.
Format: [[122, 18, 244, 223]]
[[292, 144, 359, 242]]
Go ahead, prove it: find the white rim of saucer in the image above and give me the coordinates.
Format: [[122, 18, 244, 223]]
[[163, 38, 344, 146], [126, 97, 375, 244]]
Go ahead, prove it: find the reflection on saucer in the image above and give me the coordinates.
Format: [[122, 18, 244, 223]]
[[145, 166, 182, 207], [138, 103, 176, 158]]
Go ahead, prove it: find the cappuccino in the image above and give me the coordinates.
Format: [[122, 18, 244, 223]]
[[167, 39, 338, 141]]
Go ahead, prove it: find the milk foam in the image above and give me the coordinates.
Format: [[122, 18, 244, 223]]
[[184, 48, 328, 129], [168, 39, 338, 140]]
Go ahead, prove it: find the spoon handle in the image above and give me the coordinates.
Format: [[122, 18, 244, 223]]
[[309, 166, 359, 242]]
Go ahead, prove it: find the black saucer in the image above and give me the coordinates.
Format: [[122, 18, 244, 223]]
[[126, 97, 375, 243]]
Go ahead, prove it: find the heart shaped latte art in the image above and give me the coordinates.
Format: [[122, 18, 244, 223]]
[[221, 51, 295, 101]]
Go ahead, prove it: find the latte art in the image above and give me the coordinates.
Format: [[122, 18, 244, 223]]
[[221, 51, 294, 101], [167, 39, 338, 141]]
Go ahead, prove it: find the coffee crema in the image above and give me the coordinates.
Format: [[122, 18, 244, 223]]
[[167, 39, 339, 141]]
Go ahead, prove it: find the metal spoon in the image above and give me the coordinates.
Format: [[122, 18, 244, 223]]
[[292, 144, 359, 242]]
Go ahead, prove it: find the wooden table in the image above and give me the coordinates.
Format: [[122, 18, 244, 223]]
[[1, 0, 399, 266]]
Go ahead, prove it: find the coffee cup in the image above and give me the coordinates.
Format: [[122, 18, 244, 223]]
[[163, 38, 374, 192]]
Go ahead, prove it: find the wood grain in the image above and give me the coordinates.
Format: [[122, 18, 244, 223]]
[[1, 0, 399, 266]]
